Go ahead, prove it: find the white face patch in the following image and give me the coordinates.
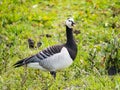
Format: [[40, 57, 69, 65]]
[[65, 18, 75, 28]]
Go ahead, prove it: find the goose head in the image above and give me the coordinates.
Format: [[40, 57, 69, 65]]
[[65, 18, 75, 28]]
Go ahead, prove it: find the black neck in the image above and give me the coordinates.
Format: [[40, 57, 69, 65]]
[[66, 26, 75, 45], [65, 25, 77, 60]]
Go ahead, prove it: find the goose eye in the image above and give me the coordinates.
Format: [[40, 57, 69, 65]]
[[68, 20, 71, 22]]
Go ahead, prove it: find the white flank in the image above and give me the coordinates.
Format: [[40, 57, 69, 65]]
[[27, 47, 73, 71], [27, 63, 47, 71]]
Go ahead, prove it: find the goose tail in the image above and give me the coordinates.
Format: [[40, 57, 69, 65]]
[[13, 56, 34, 68], [13, 58, 27, 68]]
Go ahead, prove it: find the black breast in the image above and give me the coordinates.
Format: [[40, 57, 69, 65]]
[[65, 44, 77, 60]]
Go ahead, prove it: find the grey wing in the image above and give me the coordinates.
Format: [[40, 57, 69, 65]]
[[14, 45, 63, 68], [35, 45, 63, 61], [33, 45, 63, 70]]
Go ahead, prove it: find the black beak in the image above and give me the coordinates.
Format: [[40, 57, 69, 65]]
[[72, 22, 75, 26]]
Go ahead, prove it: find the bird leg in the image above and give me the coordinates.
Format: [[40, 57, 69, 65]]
[[50, 71, 56, 79]]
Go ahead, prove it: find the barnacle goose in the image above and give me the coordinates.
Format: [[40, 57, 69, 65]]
[[14, 18, 77, 78]]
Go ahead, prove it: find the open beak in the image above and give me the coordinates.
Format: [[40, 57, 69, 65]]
[[72, 22, 75, 27]]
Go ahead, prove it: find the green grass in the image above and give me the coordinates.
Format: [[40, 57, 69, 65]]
[[0, 0, 120, 89]]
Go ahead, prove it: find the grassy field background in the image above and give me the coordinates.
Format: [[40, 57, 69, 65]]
[[0, 0, 120, 89]]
